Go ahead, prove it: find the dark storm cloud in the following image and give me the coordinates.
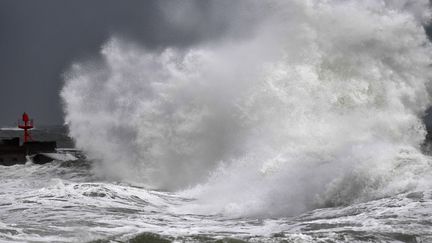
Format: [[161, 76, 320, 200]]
[[1, 0, 431, 126], [0, 0, 245, 126]]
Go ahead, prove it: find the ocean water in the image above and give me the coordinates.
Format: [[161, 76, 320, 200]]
[[3, 0, 432, 242], [0, 157, 432, 242]]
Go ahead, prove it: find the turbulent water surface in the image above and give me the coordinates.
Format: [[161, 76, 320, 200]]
[[0, 158, 432, 242], [3, 0, 432, 242]]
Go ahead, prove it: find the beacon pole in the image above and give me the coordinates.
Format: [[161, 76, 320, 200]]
[[18, 112, 34, 143]]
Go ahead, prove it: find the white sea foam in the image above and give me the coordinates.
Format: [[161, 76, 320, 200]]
[[61, 0, 432, 216], [1, 161, 432, 242]]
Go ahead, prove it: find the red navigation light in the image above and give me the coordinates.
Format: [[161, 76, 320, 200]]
[[18, 112, 34, 143]]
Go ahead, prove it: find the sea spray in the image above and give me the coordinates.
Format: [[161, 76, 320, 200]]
[[61, 0, 432, 216]]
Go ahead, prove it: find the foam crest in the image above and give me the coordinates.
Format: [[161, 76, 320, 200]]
[[62, 0, 432, 216]]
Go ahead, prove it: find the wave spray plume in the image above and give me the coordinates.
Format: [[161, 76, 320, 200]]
[[61, 0, 432, 217]]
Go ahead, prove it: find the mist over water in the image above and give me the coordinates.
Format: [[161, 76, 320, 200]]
[[61, 0, 432, 217]]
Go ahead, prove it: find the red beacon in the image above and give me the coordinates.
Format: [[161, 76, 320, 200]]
[[18, 112, 34, 143]]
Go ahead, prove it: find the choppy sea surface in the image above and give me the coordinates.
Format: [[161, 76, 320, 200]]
[[0, 157, 432, 243], [4, 0, 432, 241]]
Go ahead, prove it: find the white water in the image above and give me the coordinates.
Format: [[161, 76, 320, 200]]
[[1, 160, 432, 242], [61, 0, 432, 218]]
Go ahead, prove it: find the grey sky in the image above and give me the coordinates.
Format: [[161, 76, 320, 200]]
[[0, 0, 239, 126], [1, 0, 432, 127]]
